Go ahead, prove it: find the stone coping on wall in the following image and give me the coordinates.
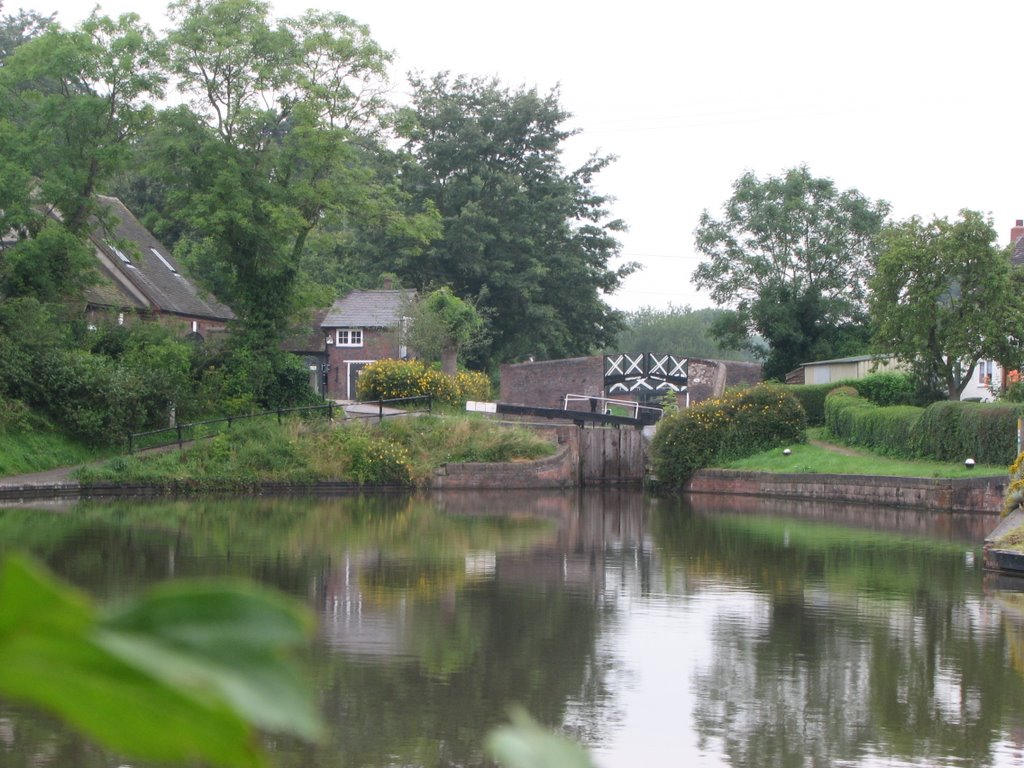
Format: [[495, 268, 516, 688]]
[[684, 468, 1007, 514]]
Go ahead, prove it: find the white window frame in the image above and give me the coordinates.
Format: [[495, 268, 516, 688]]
[[336, 328, 363, 347]]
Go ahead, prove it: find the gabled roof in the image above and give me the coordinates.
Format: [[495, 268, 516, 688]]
[[85, 196, 234, 322], [281, 308, 329, 353], [322, 289, 415, 328]]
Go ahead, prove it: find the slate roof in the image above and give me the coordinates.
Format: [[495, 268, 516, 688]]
[[84, 196, 234, 321], [322, 289, 415, 328], [281, 308, 329, 353]]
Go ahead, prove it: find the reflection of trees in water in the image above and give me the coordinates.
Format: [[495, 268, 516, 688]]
[[654, 500, 1024, 768], [0, 491, 626, 768]]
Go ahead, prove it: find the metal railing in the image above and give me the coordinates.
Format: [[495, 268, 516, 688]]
[[128, 396, 432, 453], [561, 393, 664, 421]]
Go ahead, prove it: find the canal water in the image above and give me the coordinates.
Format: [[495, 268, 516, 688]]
[[1, 489, 1023, 768]]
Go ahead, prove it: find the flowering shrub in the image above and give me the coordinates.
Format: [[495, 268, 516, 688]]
[[651, 385, 806, 486], [357, 359, 491, 406]]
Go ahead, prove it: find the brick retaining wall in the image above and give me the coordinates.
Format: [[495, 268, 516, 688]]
[[684, 469, 1006, 514]]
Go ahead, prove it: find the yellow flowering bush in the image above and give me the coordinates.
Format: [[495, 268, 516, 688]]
[[357, 359, 490, 406], [651, 384, 806, 486]]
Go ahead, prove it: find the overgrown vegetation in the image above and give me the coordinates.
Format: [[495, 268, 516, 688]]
[[650, 385, 807, 485], [0, 309, 317, 447], [77, 414, 556, 489]]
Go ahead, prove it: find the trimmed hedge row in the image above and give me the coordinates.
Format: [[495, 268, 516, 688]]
[[824, 392, 922, 456], [651, 385, 807, 486], [825, 391, 1024, 466], [772, 372, 916, 425]]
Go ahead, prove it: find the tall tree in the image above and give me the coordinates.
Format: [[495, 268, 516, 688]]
[[692, 166, 889, 380], [0, 11, 165, 233], [146, 0, 404, 343], [388, 73, 635, 368], [869, 210, 1024, 400]]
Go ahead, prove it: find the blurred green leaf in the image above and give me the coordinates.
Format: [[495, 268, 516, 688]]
[[0, 554, 321, 767], [486, 707, 594, 768]]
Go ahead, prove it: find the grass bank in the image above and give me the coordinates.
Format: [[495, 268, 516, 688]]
[[0, 429, 112, 476], [716, 428, 1006, 478], [76, 414, 556, 490]]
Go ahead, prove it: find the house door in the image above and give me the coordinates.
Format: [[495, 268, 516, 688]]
[[348, 362, 369, 400]]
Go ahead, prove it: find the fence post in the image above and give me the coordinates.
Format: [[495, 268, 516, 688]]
[[378, 399, 384, 421], [328, 401, 334, 421], [128, 433, 134, 454], [177, 424, 183, 449], [428, 395, 432, 414]]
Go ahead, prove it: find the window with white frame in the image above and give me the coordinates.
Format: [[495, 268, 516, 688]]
[[979, 360, 994, 385], [336, 328, 363, 347]]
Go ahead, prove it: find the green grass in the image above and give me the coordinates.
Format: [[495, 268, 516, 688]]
[[716, 430, 1006, 478], [76, 414, 557, 489], [0, 429, 112, 476]]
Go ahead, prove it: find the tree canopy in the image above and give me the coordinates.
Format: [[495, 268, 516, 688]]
[[869, 210, 1024, 400], [609, 305, 759, 361], [692, 166, 890, 380], [383, 73, 635, 369]]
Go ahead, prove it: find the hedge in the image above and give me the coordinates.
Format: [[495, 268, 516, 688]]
[[909, 400, 1024, 466], [824, 392, 921, 456], [772, 372, 916, 426], [651, 384, 807, 486], [824, 392, 1024, 466]]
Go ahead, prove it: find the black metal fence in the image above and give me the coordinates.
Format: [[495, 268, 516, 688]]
[[128, 396, 432, 453]]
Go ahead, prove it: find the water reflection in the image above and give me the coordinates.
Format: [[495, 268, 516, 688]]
[[2, 491, 1024, 767]]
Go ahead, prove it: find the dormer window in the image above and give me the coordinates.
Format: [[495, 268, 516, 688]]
[[336, 329, 363, 347]]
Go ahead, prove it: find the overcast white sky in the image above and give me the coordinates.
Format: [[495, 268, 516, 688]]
[[15, 0, 1024, 312]]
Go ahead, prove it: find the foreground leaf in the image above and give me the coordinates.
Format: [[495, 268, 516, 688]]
[[486, 707, 594, 768], [0, 554, 321, 767]]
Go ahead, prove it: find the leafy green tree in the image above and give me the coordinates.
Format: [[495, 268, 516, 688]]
[[869, 210, 1024, 400], [693, 166, 889, 380], [610, 304, 759, 360], [140, 0, 402, 344], [388, 73, 636, 368], [408, 287, 486, 374], [0, 11, 165, 234], [0, 5, 53, 62]]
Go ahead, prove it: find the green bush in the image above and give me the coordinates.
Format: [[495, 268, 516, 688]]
[[853, 372, 916, 406], [651, 384, 806, 486]]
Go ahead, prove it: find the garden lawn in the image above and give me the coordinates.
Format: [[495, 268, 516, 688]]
[[717, 433, 1006, 478]]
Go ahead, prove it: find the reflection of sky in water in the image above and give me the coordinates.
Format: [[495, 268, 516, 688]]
[[577, 535, 1022, 768]]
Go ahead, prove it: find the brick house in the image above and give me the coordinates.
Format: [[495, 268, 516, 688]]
[[322, 288, 415, 400], [84, 195, 234, 338]]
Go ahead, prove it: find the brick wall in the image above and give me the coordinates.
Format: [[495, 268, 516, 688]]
[[325, 328, 400, 399], [499, 356, 762, 408]]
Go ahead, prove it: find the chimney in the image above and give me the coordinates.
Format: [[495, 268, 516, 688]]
[[1012, 219, 1024, 246], [382, 276, 393, 290]]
